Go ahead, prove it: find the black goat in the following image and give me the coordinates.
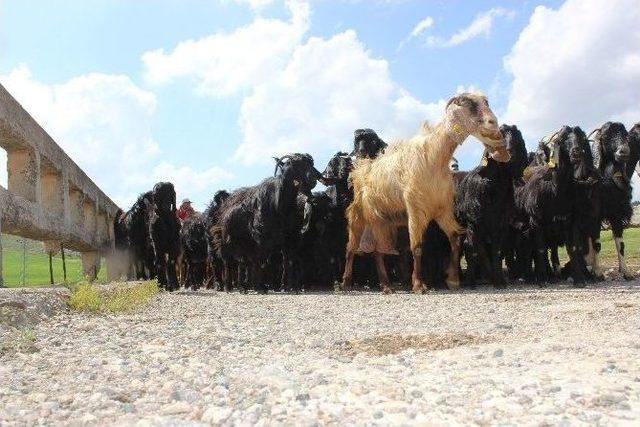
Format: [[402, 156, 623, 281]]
[[180, 213, 208, 290], [124, 191, 154, 280], [320, 152, 354, 287], [149, 182, 181, 291], [351, 128, 387, 159], [203, 190, 230, 289], [591, 122, 636, 279], [626, 123, 640, 179], [454, 124, 524, 288], [515, 126, 591, 286], [297, 192, 334, 290], [215, 153, 321, 293]]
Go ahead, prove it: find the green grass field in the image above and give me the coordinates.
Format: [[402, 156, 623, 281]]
[[1, 228, 639, 288], [1, 234, 106, 287]]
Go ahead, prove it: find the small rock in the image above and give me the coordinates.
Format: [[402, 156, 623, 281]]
[[161, 401, 191, 415], [411, 390, 423, 399], [493, 349, 504, 358], [201, 406, 232, 424]]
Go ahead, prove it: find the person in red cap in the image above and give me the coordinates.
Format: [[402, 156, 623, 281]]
[[177, 198, 195, 222]]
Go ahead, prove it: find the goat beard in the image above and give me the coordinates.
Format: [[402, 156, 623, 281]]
[[487, 145, 510, 163], [573, 162, 591, 182]]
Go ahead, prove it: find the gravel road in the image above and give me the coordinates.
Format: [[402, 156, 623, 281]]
[[1, 283, 640, 426]]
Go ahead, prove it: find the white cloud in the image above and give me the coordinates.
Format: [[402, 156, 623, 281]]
[[143, 0, 489, 171], [410, 16, 434, 38], [0, 65, 231, 209], [234, 30, 446, 164], [427, 7, 514, 48], [503, 0, 640, 143], [142, 0, 309, 97], [126, 162, 233, 208], [398, 16, 434, 49]]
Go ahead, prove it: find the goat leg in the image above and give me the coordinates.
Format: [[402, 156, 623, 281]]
[[549, 246, 561, 280], [490, 232, 506, 289], [374, 252, 394, 294], [612, 223, 634, 280], [533, 228, 550, 285], [564, 224, 586, 287], [434, 215, 461, 290]]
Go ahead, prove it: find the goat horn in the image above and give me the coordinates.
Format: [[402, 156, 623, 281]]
[[541, 130, 561, 146], [273, 156, 284, 177], [586, 128, 601, 141]]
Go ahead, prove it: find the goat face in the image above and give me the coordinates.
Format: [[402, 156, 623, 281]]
[[597, 122, 630, 165], [449, 157, 459, 171], [500, 124, 528, 176], [564, 126, 594, 182], [351, 129, 387, 159], [301, 193, 331, 238], [152, 182, 177, 213], [446, 93, 508, 162], [323, 152, 353, 182], [275, 153, 321, 196], [213, 190, 230, 207]]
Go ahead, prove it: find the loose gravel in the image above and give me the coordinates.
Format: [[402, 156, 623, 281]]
[[1, 282, 640, 425]]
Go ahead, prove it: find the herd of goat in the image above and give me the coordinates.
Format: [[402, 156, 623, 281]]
[[112, 93, 640, 294]]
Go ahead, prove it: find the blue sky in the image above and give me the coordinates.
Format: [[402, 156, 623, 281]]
[[1, 0, 639, 209]]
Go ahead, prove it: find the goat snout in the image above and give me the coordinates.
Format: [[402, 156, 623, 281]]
[[615, 145, 630, 162], [569, 146, 584, 161]]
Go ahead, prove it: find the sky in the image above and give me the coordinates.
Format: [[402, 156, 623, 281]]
[[1, 0, 639, 209]]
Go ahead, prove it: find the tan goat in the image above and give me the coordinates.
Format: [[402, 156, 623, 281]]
[[343, 92, 509, 294]]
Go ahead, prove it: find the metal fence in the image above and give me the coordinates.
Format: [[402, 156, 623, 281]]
[[0, 233, 104, 287]]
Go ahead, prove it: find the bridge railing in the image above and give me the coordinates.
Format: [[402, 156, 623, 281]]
[[0, 83, 120, 285]]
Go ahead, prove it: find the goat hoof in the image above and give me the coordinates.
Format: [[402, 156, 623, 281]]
[[381, 286, 394, 295], [412, 282, 427, 294], [446, 279, 460, 290]]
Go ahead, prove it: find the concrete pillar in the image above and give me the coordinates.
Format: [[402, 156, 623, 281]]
[[41, 168, 64, 218], [83, 197, 96, 237], [97, 210, 107, 246], [81, 251, 100, 281], [62, 172, 70, 227], [69, 186, 84, 228], [7, 148, 40, 203]]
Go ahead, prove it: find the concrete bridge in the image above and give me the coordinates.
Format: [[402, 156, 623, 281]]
[[0, 83, 120, 285]]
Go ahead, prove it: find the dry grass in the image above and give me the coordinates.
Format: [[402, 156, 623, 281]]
[[338, 332, 490, 356], [67, 281, 160, 313], [0, 328, 38, 355]]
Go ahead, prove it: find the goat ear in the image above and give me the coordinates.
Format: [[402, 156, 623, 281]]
[[591, 133, 603, 171], [548, 139, 561, 169]]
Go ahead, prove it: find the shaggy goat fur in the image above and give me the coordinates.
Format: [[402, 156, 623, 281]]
[[124, 191, 154, 280], [215, 153, 321, 292], [203, 190, 230, 289], [180, 213, 209, 290], [343, 93, 508, 293], [455, 124, 527, 288], [514, 126, 593, 285], [591, 121, 636, 279], [149, 182, 181, 291]]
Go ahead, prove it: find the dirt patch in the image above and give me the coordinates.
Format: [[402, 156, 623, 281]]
[[338, 333, 490, 356]]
